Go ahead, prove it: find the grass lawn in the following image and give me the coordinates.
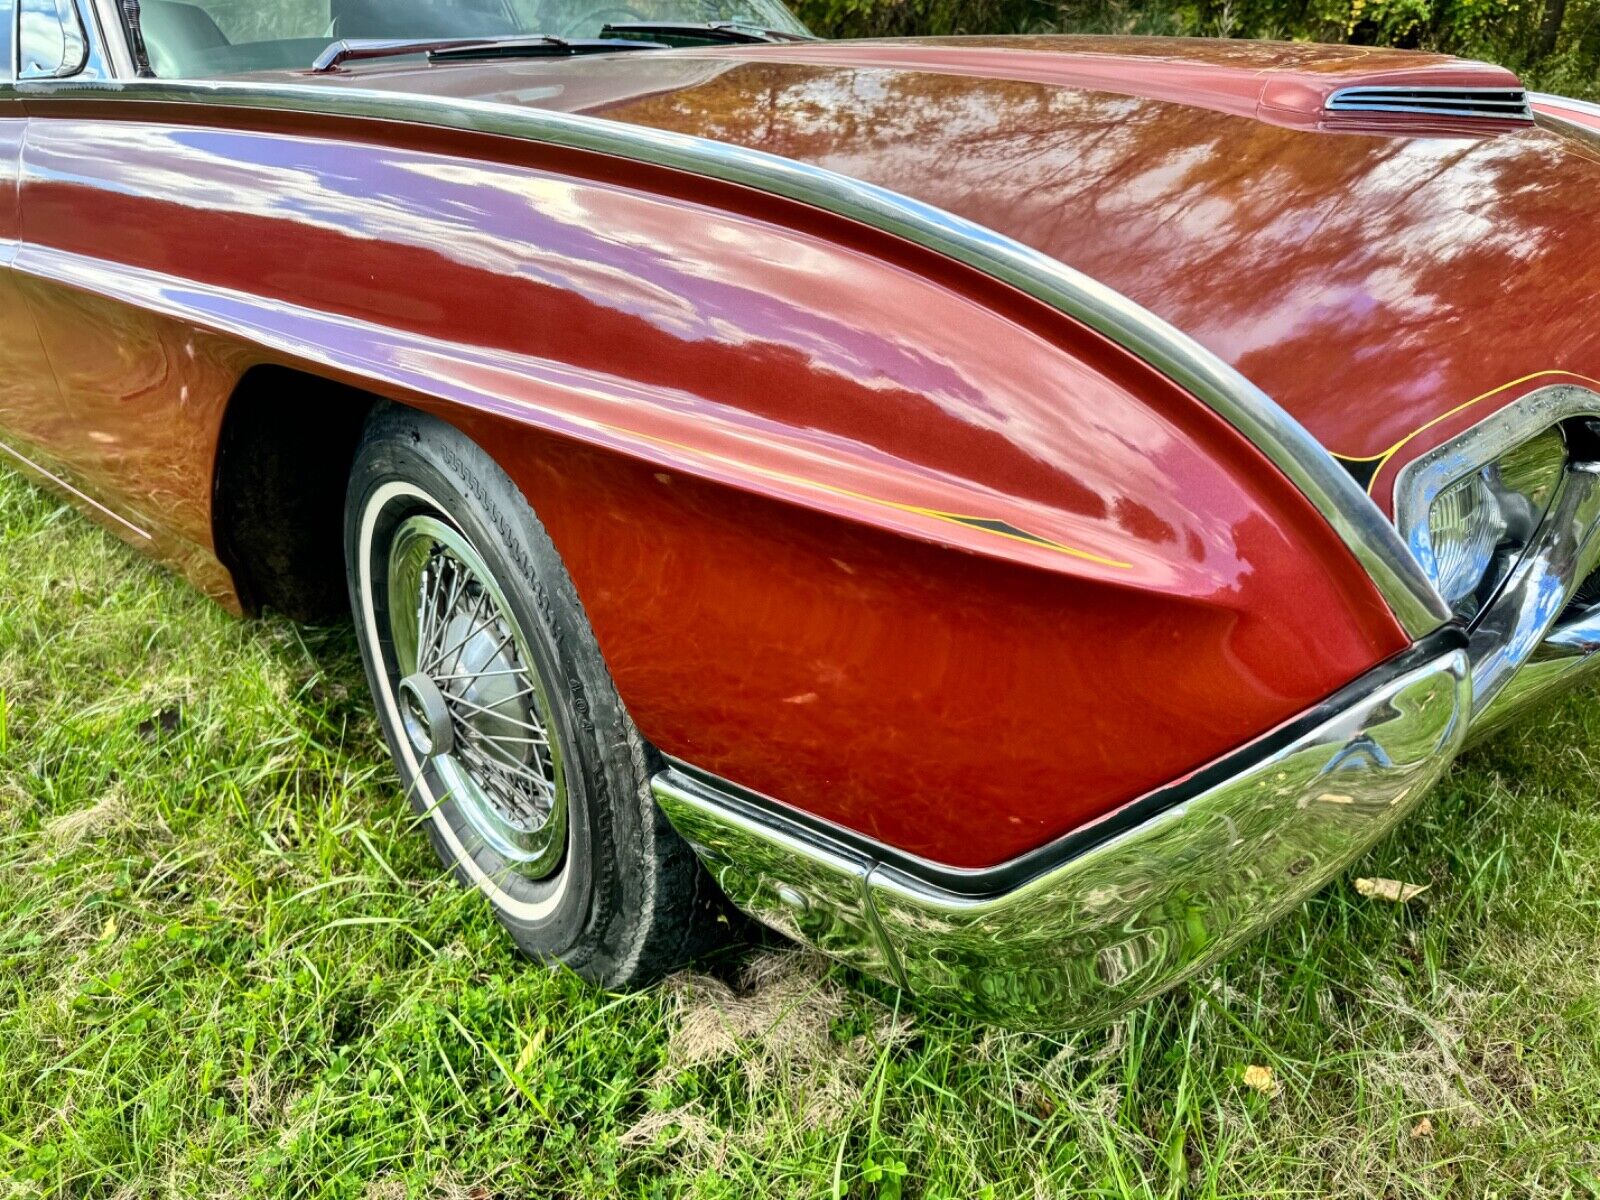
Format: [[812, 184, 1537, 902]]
[[2, 463, 1599, 1199]]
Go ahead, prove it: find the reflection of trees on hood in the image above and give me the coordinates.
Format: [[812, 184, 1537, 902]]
[[608, 60, 1600, 454]]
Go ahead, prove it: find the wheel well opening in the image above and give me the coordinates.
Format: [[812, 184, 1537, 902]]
[[212, 366, 379, 621]]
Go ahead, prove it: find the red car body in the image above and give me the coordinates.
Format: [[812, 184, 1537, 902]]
[[3, 11, 1594, 1022]]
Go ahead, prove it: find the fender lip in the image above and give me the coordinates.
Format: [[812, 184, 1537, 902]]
[[654, 633, 1470, 1027], [4, 75, 1448, 638]]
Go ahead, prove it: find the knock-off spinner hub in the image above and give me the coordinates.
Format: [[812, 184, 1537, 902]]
[[398, 672, 454, 759]]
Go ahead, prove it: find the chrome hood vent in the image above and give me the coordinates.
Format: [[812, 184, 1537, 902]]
[[1326, 85, 1533, 121]]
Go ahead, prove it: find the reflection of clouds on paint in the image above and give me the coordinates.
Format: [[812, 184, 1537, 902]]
[[31, 121, 982, 409], [24, 108, 1312, 599], [18, 0, 84, 77], [594, 58, 1600, 454]]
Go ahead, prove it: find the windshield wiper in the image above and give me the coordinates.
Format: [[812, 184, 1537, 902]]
[[429, 36, 669, 61], [313, 35, 665, 72], [598, 21, 816, 44]]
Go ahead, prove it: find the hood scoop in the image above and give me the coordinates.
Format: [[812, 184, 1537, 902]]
[[1325, 85, 1533, 122]]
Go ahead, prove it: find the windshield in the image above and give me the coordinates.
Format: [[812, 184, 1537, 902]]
[[134, 0, 813, 78]]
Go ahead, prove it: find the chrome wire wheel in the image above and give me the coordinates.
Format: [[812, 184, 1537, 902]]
[[385, 514, 567, 880], [349, 408, 732, 983]]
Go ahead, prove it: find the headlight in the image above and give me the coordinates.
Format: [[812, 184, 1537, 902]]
[[1413, 425, 1566, 621], [1428, 470, 1505, 608]]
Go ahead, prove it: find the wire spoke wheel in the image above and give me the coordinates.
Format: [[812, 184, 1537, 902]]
[[349, 410, 728, 982], [385, 514, 567, 879]]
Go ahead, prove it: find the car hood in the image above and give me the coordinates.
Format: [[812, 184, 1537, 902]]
[[294, 37, 1600, 492]]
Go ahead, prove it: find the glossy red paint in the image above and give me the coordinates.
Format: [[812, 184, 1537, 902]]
[[309, 34, 1525, 129], [0, 117, 70, 467], [280, 38, 1600, 490], [0, 75, 1410, 867], [670, 36, 1527, 132]]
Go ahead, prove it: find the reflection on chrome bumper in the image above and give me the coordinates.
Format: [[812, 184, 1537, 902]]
[[654, 646, 1471, 1028], [1473, 604, 1600, 739]]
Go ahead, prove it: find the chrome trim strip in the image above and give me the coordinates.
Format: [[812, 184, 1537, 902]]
[[88, 0, 139, 78], [0, 75, 1447, 637], [1532, 92, 1600, 119], [1327, 85, 1533, 120], [656, 647, 1470, 1027], [1532, 93, 1600, 140]]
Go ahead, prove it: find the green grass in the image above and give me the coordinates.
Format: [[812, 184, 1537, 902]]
[[2, 464, 1599, 1199]]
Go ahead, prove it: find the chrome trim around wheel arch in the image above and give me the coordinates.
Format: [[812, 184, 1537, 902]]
[[654, 646, 1470, 1028], [2, 75, 1447, 638]]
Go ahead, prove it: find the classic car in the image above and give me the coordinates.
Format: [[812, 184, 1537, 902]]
[[3, 0, 1598, 1029]]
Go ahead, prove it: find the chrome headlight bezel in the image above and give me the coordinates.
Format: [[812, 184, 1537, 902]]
[[1394, 388, 1592, 624]]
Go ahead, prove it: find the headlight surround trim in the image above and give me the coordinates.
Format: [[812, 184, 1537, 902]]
[[1395, 385, 1600, 623]]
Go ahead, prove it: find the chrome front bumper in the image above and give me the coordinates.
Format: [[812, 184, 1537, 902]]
[[1475, 607, 1600, 738], [656, 388, 1600, 1028], [654, 643, 1471, 1028]]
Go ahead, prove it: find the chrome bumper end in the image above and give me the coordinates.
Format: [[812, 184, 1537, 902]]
[[654, 646, 1471, 1029], [1472, 607, 1600, 740]]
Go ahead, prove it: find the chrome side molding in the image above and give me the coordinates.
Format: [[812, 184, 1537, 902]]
[[1532, 93, 1600, 122], [0, 75, 1447, 639], [654, 645, 1470, 1028]]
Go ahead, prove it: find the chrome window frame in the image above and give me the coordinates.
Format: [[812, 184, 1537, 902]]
[[16, 0, 102, 79], [87, 0, 134, 76]]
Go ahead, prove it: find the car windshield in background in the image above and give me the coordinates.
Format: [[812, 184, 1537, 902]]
[[135, 0, 813, 77]]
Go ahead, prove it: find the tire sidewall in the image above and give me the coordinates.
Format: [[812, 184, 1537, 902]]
[[346, 407, 642, 971]]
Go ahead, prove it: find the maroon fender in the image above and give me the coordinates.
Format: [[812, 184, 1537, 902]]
[[15, 21, 1600, 1023], [0, 92, 1409, 867]]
